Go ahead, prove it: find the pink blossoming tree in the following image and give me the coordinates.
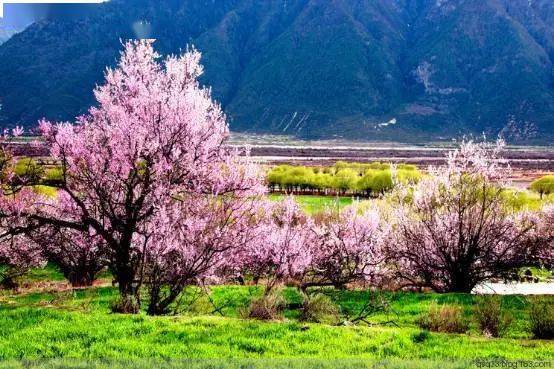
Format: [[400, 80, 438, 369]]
[[304, 205, 388, 290], [26, 40, 263, 311], [240, 197, 314, 294], [387, 140, 543, 292], [144, 174, 265, 315], [27, 192, 109, 287], [0, 189, 44, 288], [527, 205, 554, 268], [0, 129, 44, 288]]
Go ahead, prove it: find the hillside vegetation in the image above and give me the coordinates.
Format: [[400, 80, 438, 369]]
[[0, 0, 552, 142]]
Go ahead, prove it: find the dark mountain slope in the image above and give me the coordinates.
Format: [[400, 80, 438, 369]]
[[397, 0, 553, 139], [0, 0, 552, 142], [227, 0, 409, 137]]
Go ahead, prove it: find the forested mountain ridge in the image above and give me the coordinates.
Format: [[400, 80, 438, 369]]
[[0, 0, 552, 142]]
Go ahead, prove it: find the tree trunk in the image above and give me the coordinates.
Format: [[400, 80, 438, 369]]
[[112, 240, 141, 313], [147, 286, 183, 315], [447, 270, 475, 293], [67, 272, 95, 288]]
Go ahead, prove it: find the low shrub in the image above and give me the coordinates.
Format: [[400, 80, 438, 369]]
[[110, 295, 140, 314], [417, 303, 469, 333], [0, 274, 18, 290], [0, 265, 29, 291], [411, 330, 431, 343], [529, 297, 554, 339], [242, 290, 286, 320], [474, 296, 513, 337], [299, 293, 340, 324]]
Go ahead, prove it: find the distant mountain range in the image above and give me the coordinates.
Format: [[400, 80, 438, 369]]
[[0, 0, 552, 143]]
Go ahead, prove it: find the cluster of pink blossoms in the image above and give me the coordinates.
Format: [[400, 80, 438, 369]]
[[386, 139, 553, 292], [235, 198, 390, 294]]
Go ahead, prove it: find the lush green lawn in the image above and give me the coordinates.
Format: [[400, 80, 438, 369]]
[[268, 194, 355, 213], [0, 268, 552, 362]]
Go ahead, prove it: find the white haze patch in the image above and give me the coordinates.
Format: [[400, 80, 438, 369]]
[[0, 0, 108, 18], [378, 118, 397, 128], [132, 20, 152, 39]]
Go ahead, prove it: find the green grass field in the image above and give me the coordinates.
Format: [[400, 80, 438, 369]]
[[268, 194, 355, 213], [0, 266, 552, 364], [269, 190, 553, 215]]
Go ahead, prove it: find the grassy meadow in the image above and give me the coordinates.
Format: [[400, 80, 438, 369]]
[[268, 194, 354, 213], [0, 266, 552, 363]]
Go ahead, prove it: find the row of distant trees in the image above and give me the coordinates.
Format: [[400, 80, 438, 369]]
[[15, 158, 423, 198], [267, 162, 422, 196], [13, 156, 551, 203]]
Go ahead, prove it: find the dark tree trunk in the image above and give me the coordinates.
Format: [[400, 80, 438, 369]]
[[447, 269, 475, 293], [61, 262, 99, 288], [112, 238, 141, 313], [147, 285, 183, 316], [0, 275, 18, 290], [67, 272, 95, 288]]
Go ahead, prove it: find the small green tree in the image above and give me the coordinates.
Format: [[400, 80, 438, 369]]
[[396, 169, 422, 185], [372, 170, 394, 194], [530, 175, 554, 199], [358, 169, 377, 196], [333, 168, 359, 194]]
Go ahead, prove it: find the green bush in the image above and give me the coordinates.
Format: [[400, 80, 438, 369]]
[[110, 295, 140, 314], [411, 330, 431, 343], [502, 189, 551, 211], [474, 296, 513, 337], [417, 303, 469, 334], [529, 297, 554, 339], [530, 175, 554, 199], [299, 293, 340, 324], [242, 290, 286, 321]]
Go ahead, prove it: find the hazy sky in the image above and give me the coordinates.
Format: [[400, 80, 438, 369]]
[[0, 0, 108, 20]]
